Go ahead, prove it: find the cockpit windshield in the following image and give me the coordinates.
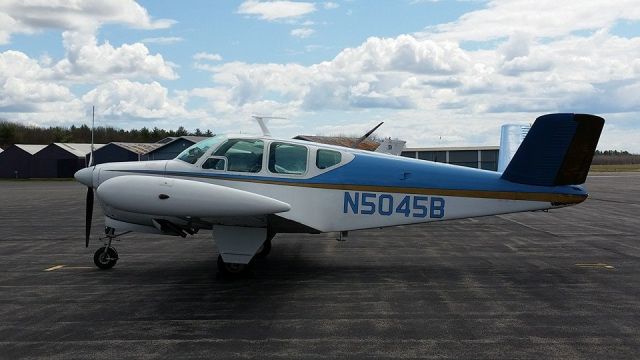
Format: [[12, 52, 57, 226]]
[[175, 136, 226, 164]]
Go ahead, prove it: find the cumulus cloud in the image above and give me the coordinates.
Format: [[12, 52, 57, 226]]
[[429, 0, 640, 41], [188, 19, 640, 151], [49, 31, 178, 82], [0, 0, 175, 44], [237, 0, 316, 21], [193, 34, 470, 113], [0, 51, 68, 111], [82, 80, 191, 120], [0, 50, 188, 125], [0, 51, 84, 125], [0, 0, 192, 127], [332, 35, 469, 74]]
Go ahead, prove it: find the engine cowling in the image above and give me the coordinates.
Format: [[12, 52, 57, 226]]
[[96, 175, 291, 217]]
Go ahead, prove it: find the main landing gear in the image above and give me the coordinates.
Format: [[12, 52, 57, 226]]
[[216, 236, 273, 276], [217, 255, 249, 275], [255, 237, 272, 258], [92, 227, 129, 270]]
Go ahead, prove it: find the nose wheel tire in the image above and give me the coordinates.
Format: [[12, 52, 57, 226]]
[[94, 246, 118, 270], [217, 255, 250, 276]]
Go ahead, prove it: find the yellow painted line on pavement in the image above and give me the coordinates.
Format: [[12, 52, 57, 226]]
[[575, 263, 615, 270], [44, 265, 65, 272]]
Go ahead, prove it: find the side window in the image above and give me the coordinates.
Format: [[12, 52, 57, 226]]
[[202, 157, 226, 170], [316, 149, 342, 169], [213, 139, 264, 173], [268, 142, 308, 175]]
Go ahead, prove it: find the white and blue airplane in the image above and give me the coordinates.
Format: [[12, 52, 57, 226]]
[[74, 113, 604, 275]]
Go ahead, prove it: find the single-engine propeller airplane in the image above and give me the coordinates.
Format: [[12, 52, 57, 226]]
[[75, 113, 604, 275]]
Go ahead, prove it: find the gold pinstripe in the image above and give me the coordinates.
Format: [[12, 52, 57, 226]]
[[163, 172, 587, 204]]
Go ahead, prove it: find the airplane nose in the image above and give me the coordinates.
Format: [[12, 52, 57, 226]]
[[74, 167, 93, 187]]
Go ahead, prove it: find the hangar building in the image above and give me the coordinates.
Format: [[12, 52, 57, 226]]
[[32, 143, 104, 178], [90, 142, 163, 165], [401, 146, 500, 171], [146, 136, 209, 160], [0, 144, 47, 178]]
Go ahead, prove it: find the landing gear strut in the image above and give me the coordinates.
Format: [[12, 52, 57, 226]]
[[92, 227, 129, 270]]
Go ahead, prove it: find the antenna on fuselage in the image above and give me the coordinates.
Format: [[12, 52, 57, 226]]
[[252, 115, 286, 137], [353, 121, 384, 148]]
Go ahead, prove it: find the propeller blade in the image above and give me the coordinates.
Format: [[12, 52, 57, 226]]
[[85, 187, 94, 247]]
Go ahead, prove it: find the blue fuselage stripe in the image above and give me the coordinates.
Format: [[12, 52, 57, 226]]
[[107, 153, 587, 199]]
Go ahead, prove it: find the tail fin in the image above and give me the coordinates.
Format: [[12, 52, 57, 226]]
[[501, 113, 604, 186]]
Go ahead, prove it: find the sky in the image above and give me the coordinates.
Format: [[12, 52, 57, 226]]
[[1, 0, 639, 151]]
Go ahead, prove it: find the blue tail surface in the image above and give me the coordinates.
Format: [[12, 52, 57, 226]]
[[501, 113, 604, 186]]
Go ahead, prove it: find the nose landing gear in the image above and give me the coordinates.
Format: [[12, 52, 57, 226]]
[[94, 246, 118, 269], [92, 227, 129, 270]]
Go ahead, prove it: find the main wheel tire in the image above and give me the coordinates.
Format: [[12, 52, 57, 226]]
[[93, 246, 118, 270], [217, 255, 249, 276], [255, 239, 272, 259]]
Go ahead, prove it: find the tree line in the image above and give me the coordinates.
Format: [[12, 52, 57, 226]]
[[0, 120, 213, 149], [592, 150, 640, 165], [1, 120, 638, 164]]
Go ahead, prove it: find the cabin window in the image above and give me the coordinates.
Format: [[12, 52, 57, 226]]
[[202, 157, 226, 170], [213, 139, 264, 173], [316, 149, 341, 169], [268, 142, 308, 175], [176, 136, 224, 164]]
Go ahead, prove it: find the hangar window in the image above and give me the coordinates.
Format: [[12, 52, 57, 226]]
[[213, 139, 264, 173], [268, 142, 308, 175], [316, 149, 341, 169], [449, 150, 478, 168], [480, 150, 498, 171], [418, 151, 446, 163], [176, 136, 224, 164]]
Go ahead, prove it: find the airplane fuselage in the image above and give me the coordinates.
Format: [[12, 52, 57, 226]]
[[81, 136, 586, 235], [73, 113, 604, 272]]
